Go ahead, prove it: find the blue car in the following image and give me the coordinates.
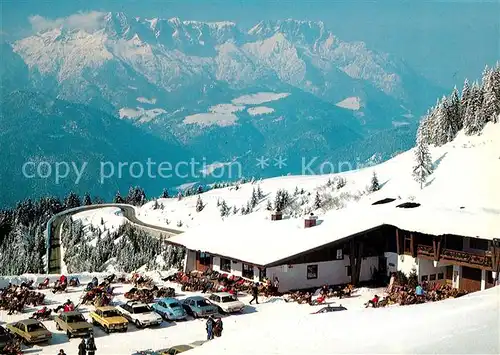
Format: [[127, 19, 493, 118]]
[[151, 298, 187, 321], [181, 296, 218, 318]]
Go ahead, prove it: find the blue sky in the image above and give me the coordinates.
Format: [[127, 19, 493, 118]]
[[2, 0, 499, 88]]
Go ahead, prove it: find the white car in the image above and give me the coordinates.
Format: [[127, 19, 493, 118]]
[[116, 301, 163, 328], [208, 292, 245, 313]]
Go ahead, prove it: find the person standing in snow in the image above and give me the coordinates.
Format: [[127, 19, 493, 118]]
[[206, 316, 215, 340], [78, 339, 87, 355], [214, 317, 223, 337], [86, 334, 97, 355], [249, 283, 259, 305]]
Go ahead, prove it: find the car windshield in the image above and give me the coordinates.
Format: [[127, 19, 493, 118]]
[[102, 310, 120, 317], [133, 306, 151, 313], [27, 323, 45, 332], [67, 315, 86, 323], [168, 302, 181, 309], [196, 300, 209, 307], [221, 295, 237, 303]]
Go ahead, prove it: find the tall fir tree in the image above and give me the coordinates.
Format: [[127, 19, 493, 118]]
[[83, 193, 92, 206], [64, 192, 81, 209], [370, 171, 380, 192], [464, 82, 485, 135], [460, 78, 471, 122], [412, 129, 433, 189], [113, 191, 124, 204], [313, 191, 322, 210], [482, 66, 499, 123], [251, 188, 259, 208]]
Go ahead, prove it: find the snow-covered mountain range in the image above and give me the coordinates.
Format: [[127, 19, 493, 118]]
[[1, 12, 445, 205]]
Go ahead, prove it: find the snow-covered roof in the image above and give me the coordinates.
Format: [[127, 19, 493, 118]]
[[169, 201, 500, 266]]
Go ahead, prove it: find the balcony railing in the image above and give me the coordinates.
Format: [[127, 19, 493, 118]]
[[416, 245, 492, 268], [416, 245, 434, 258], [441, 248, 492, 268]]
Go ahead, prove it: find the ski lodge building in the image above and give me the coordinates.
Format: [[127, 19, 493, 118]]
[[169, 199, 500, 293]]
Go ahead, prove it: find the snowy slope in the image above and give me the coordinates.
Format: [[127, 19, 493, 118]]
[[189, 286, 500, 354], [72, 207, 127, 244], [137, 122, 500, 231]]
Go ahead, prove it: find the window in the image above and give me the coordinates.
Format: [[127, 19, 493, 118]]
[[242, 263, 254, 279], [469, 238, 489, 251], [199, 252, 212, 266], [346, 265, 352, 277], [307, 265, 318, 279], [429, 274, 436, 281], [336, 249, 343, 260], [437, 272, 444, 280], [220, 258, 231, 272], [421, 275, 428, 282]]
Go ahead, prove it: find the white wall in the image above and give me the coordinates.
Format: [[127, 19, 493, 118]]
[[417, 259, 449, 282], [385, 252, 399, 276], [266, 256, 378, 293]]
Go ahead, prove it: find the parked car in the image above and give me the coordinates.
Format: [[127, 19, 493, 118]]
[[181, 296, 218, 318], [117, 301, 163, 328], [89, 306, 128, 333], [311, 305, 347, 314], [6, 319, 52, 344], [0, 325, 13, 350], [151, 298, 187, 321], [54, 310, 93, 338], [208, 292, 245, 313]]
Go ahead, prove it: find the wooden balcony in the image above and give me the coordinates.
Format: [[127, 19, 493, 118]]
[[440, 248, 492, 269], [416, 244, 492, 269]]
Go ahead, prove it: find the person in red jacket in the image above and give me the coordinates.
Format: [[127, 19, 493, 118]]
[[59, 275, 67, 285], [365, 295, 379, 308]]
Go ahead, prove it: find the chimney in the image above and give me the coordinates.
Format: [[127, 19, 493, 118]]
[[271, 210, 283, 221], [304, 213, 318, 228]]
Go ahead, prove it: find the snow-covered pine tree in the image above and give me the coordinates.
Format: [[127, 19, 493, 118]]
[[464, 82, 485, 135], [251, 188, 258, 208], [197, 185, 204, 194], [412, 128, 433, 189], [219, 200, 230, 217], [257, 185, 264, 199], [482, 66, 500, 123], [240, 205, 247, 215], [266, 200, 272, 211], [293, 186, 299, 196], [232, 205, 237, 215], [196, 196, 204, 212], [161, 188, 169, 198], [64, 192, 81, 209], [113, 191, 124, 203], [177, 192, 183, 201], [370, 171, 380, 192], [313, 191, 322, 209], [460, 78, 471, 122], [448, 87, 463, 133], [83, 193, 92, 206], [153, 199, 159, 210], [246, 201, 253, 214], [434, 97, 457, 145]]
